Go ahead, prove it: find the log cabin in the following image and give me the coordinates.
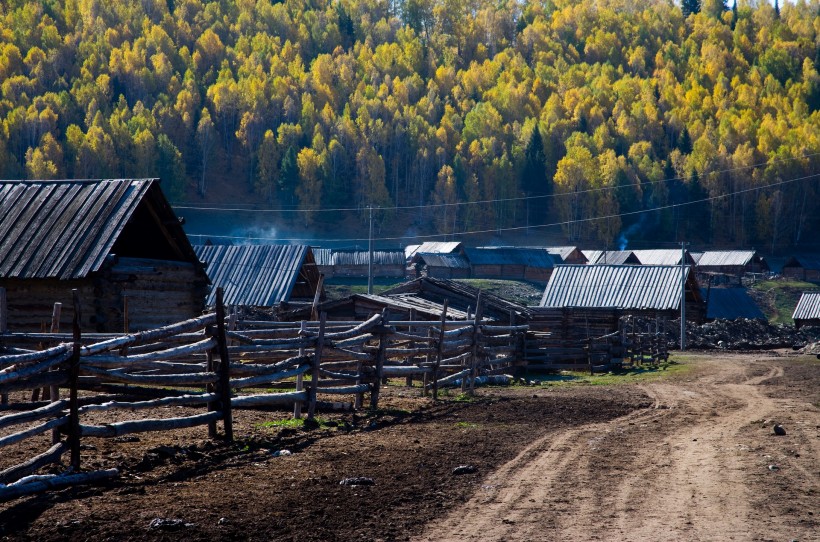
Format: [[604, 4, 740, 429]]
[[0, 179, 208, 332]]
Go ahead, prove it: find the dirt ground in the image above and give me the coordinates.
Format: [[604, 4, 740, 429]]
[[1, 351, 818, 541]]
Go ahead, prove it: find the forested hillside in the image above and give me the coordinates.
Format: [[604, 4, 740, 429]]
[[1, 0, 819, 247]]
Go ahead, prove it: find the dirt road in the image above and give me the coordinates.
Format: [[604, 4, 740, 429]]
[[415, 354, 820, 542]]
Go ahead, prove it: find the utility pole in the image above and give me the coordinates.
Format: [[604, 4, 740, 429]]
[[368, 205, 374, 295], [680, 241, 689, 351]]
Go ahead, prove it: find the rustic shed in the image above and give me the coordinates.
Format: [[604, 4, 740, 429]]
[[382, 277, 530, 323], [544, 246, 588, 265], [534, 264, 705, 336], [465, 247, 556, 282], [279, 293, 469, 322], [313, 248, 334, 277], [411, 253, 471, 279], [405, 241, 464, 262], [194, 244, 322, 309], [793, 292, 820, 329], [782, 256, 820, 282], [0, 179, 208, 332], [331, 250, 406, 278], [694, 250, 769, 276], [700, 287, 766, 321]]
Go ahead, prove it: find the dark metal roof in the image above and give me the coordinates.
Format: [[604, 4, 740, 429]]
[[0, 179, 156, 279], [195, 244, 315, 307], [540, 264, 694, 310], [416, 253, 471, 269], [784, 256, 820, 271], [467, 247, 556, 268], [793, 292, 820, 321], [701, 287, 766, 320]]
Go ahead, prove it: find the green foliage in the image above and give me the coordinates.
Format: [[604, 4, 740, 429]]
[[0, 0, 818, 247]]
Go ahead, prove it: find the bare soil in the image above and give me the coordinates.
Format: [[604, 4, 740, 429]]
[[1, 352, 818, 541]]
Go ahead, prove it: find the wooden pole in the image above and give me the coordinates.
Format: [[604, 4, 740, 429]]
[[469, 292, 484, 396], [123, 295, 129, 334], [294, 321, 306, 419], [49, 302, 62, 442], [422, 328, 431, 397], [432, 299, 448, 401], [311, 274, 324, 321], [69, 290, 81, 471], [0, 287, 7, 334], [215, 288, 233, 441], [370, 310, 388, 410], [206, 350, 217, 438], [307, 312, 326, 420], [406, 309, 415, 387]]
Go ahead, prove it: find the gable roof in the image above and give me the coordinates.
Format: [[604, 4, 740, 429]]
[[695, 250, 762, 268], [631, 249, 694, 266], [415, 253, 471, 269], [792, 292, 820, 321], [405, 241, 462, 260], [585, 250, 640, 265], [544, 246, 587, 263], [0, 179, 198, 280], [701, 287, 766, 320], [540, 264, 697, 310], [195, 244, 319, 307], [467, 247, 556, 268]]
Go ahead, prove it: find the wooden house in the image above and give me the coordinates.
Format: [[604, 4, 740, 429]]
[[793, 292, 820, 329], [410, 253, 471, 279], [532, 264, 705, 338], [583, 250, 640, 265], [194, 244, 323, 310], [694, 250, 769, 278], [0, 179, 208, 332], [465, 247, 557, 282], [321, 250, 406, 278], [782, 256, 820, 282], [631, 249, 696, 266]]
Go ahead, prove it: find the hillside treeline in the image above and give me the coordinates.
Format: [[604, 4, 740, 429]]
[[1, 0, 819, 247]]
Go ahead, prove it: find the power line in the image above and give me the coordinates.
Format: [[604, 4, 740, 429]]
[[171, 151, 820, 214], [187, 171, 820, 244]]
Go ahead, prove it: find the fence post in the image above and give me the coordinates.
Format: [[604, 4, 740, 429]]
[[432, 299, 447, 401], [215, 288, 233, 441], [307, 312, 325, 420], [0, 288, 5, 406], [469, 293, 484, 396], [49, 302, 62, 442], [69, 290, 81, 471], [370, 310, 388, 410], [294, 320, 306, 419], [406, 309, 415, 387]]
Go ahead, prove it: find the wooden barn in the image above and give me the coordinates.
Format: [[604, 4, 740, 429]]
[[405, 241, 464, 262], [410, 253, 471, 279], [0, 179, 208, 332], [533, 264, 705, 338], [782, 256, 820, 282], [316, 249, 406, 278], [544, 246, 588, 265], [793, 292, 820, 329], [194, 244, 323, 310], [693, 250, 769, 278], [631, 249, 696, 266], [465, 247, 557, 282], [583, 250, 640, 265]]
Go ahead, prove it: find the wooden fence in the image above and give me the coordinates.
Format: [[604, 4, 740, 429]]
[[0, 287, 667, 503]]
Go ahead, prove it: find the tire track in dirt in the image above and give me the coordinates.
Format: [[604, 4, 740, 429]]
[[414, 356, 819, 542]]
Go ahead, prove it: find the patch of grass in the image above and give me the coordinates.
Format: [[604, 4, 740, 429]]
[[750, 279, 820, 324], [454, 421, 479, 429], [530, 361, 692, 387], [256, 417, 330, 429], [452, 392, 476, 402]]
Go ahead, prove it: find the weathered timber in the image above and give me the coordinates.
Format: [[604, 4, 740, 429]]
[[214, 287, 233, 441], [229, 364, 310, 389], [294, 321, 306, 419], [82, 337, 216, 365], [0, 416, 68, 448], [370, 310, 388, 410], [320, 384, 370, 395], [0, 371, 66, 395], [0, 400, 67, 430], [80, 411, 222, 438], [0, 351, 71, 384], [69, 290, 81, 471], [433, 299, 448, 400], [0, 442, 67, 485], [232, 391, 308, 408], [79, 313, 216, 356], [307, 313, 326, 420], [0, 343, 71, 368], [78, 393, 218, 413], [0, 469, 119, 503], [80, 365, 218, 387]]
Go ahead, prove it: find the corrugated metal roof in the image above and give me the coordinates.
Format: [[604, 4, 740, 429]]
[[405, 241, 462, 260], [467, 247, 556, 268], [0, 179, 154, 279], [632, 249, 691, 266], [695, 251, 758, 268], [586, 250, 639, 265], [701, 287, 766, 320], [544, 246, 585, 263], [792, 292, 820, 321], [195, 244, 310, 306], [416, 253, 471, 269], [332, 250, 405, 266], [540, 264, 691, 310]]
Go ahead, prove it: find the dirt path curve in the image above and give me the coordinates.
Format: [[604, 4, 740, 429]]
[[414, 355, 820, 542]]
